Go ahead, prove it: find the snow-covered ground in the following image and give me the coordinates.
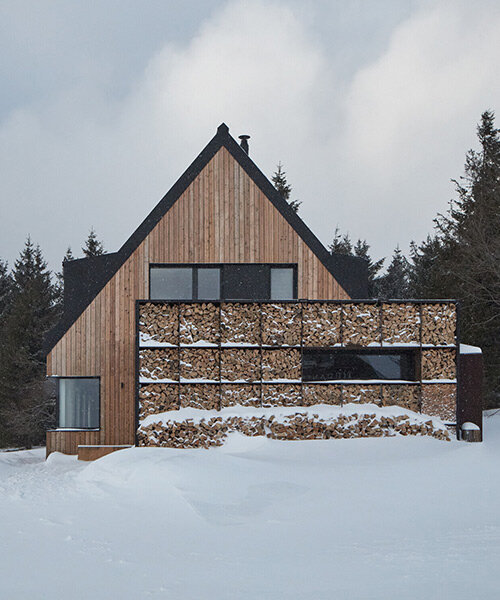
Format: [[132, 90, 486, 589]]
[[1, 412, 499, 599]]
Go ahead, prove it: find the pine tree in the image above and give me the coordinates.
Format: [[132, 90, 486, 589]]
[[328, 227, 353, 256], [55, 247, 75, 313], [0, 238, 58, 447], [0, 259, 12, 323], [408, 236, 446, 299], [353, 239, 384, 297], [82, 228, 105, 257], [434, 110, 500, 407], [272, 163, 302, 213], [376, 246, 410, 299]]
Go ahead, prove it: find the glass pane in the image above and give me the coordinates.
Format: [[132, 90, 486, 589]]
[[302, 350, 416, 381], [59, 378, 99, 428], [271, 268, 294, 300], [197, 268, 220, 299], [150, 267, 193, 300]]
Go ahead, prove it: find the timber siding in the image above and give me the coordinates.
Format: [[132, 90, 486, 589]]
[[47, 145, 350, 453]]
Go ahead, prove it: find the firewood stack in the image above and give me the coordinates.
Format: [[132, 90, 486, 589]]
[[179, 302, 219, 344], [262, 384, 302, 406], [262, 349, 301, 380], [220, 348, 260, 381], [381, 384, 420, 412], [137, 300, 458, 447], [180, 384, 220, 410], [302, 303, 341, 346], [381, 303, 420, 345], [421, 303, 457, 345], [221, 385, 262, 407], [180, 349, 219, 380], [139, 303, 179, 344], [139, 384, 179, 418], [343, 303, 380, 345], [261, 303, 301, 345], [421, 384, 456, 422], [221, 303, 260, 345], [139, 349, 179, 381], [342, 384, 382, 405], [421, 348, 456, 380], [137, 411, 450, 448]]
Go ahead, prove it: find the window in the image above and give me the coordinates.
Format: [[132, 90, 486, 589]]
[[302, 349, 417, 382], [150, 267, 193, 300], [271, 267, 294, 300], [149, 264, 297, 301], [58, 378, 100, 429]]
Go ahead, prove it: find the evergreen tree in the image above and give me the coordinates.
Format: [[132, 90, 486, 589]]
[[0, 259, 12, 323], [376, 246, 410, 299], [82, 228, 105, 257], [272, 163, 302, 213], [353, 239, 385, 297], [434, 110, 500, 407], [328, 227, 353, 256], [0, 238, 58, 447], [55, 247, 75, 313], [408, 235, 446, 299]]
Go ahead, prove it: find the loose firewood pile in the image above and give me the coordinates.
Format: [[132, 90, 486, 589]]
[[421, 348, 456, 380], [137, 411, 450, 448], [221, 384, 262, 407], [262, 348, 301, 380], [421, 384, 456, 422], [139, 303, 179, 344], [421, 303, 457, 345], [179, 302, 219, 344], [261, 304, 301, 345], [382, 303, 420, 345], [180, 348, 219, 380], [343, 303, 380, 345], [220, 348, 260, 381], [221, 303, 260, 344], [139, 349, 179, 381], [302, 303, 341, 346]]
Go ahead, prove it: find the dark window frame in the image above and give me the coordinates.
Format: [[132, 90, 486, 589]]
[[149, 263, 298, 301], [52, 376, 101, 431], [302, 348, 419, 382]]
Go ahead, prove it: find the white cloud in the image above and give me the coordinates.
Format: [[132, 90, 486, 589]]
[[0, 0, 499, 272]]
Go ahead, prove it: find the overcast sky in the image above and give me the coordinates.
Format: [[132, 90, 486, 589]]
[[1, 0, 499, 272]]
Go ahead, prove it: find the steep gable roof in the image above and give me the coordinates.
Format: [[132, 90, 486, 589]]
[[44, 123, 367, 354]]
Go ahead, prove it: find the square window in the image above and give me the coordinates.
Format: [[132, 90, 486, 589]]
[[58, 378, 100, 429], [150, 267, 193, 300]]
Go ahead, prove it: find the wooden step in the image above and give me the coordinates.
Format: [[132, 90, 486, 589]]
[[77, 445, 133, 461]]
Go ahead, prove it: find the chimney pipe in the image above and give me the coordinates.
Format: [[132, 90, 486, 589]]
[[239, 134, 250, 154]]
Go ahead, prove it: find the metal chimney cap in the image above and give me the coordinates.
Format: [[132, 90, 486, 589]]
[[238, 134, 250, 154]]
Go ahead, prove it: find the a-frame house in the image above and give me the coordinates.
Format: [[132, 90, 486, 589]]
[[45, 124, 371, 457]]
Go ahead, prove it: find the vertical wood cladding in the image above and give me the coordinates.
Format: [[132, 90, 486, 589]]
[[47, 147, 348, 454]]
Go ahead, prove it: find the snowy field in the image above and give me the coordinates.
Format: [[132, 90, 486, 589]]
[[1, 413, 499, 600]]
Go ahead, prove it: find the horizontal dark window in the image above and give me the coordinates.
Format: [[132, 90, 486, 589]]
[[302, 349, 417, 381], [150, 264, 297, 301], [58, 377, 100, 429]]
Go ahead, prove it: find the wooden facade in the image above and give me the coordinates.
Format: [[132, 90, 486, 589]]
[[46, 127, 354, 456]]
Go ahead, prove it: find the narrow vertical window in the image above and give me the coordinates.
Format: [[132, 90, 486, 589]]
[[197, 268, 220, 299], [270, 267, 294, 300]]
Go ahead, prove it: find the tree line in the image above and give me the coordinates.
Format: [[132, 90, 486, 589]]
[[0, 110, 498, 448], [274, 111, 500, 409], [0, 230, 105, 448]]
